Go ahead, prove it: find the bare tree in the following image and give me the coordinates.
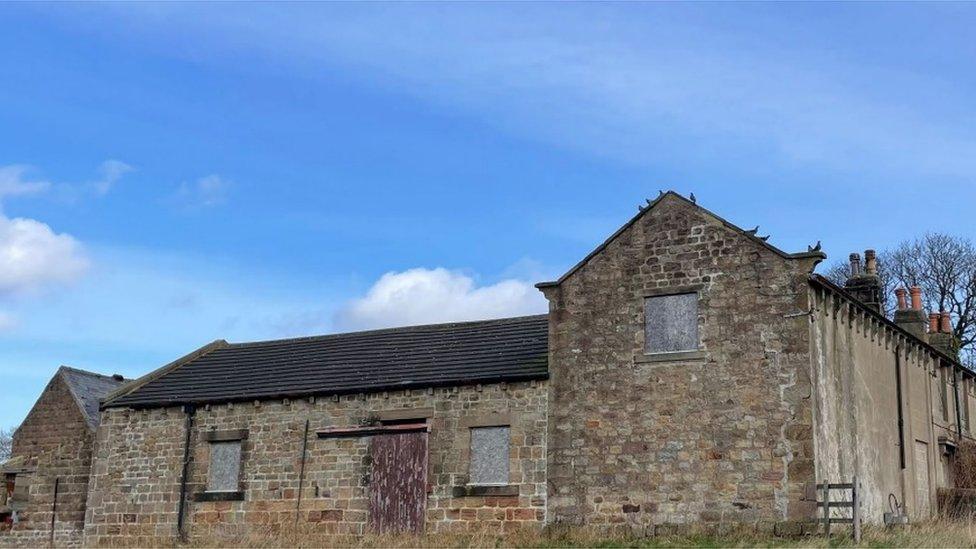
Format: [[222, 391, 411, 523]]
[[821, 233, 976, 366], [0, 426, 12, 462]]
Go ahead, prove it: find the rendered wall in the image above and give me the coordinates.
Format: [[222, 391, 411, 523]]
[[807, 285, 975, 523]]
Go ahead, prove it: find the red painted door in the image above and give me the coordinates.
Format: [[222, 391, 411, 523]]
[[368, 430, 428, 534]]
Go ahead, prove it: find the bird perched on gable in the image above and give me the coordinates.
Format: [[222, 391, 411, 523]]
[[689, 192, 697, 204]]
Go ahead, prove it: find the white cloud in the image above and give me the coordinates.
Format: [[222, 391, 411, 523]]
[[0, 214, 89, 297], [0, 165, 50, 200], [92, 159, 134, 195], [333, 267, 546, 331], [175, 174, 230, 207]]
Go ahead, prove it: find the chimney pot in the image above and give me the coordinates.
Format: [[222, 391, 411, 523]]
[[909, 286, 923, 311], [849, 253, 862, 277], [864, 249, 877, 275], [929, 313, 940, 334], [940, 311, 952, 334], [895, 288, 908, 311]]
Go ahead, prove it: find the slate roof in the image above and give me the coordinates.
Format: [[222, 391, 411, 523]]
[[106, 315, 549, 409], [58, 366, 128, 429]]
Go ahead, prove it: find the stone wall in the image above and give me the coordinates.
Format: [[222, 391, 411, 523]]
[[540, 194, 819, 533], [84, 381, 547, 546], [1, 375, 93, 548]]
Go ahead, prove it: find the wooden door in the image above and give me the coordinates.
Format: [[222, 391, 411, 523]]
[[368, 430, 428, 534]]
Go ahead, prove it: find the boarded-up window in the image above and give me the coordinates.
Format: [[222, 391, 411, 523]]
[[469, 426, 509, 485], [645, 293, 699, 353], [207, 441, 242, 492]]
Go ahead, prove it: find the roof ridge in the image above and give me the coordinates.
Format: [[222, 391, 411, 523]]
[[537, 190, 826, 288], [100, 339, 230, 408], [59, 365, 125, 380], [227, 314, 549, 348]]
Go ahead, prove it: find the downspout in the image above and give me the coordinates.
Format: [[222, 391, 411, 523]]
[[894, 348, 906, 470], [952, 364, 963, 440], [177, 404, 196, 541], [295, 419, 310, 524], [49, 476, 60, 548]]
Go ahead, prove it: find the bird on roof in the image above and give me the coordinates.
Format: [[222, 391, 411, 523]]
[[746, 226, 759, 236], [689, 192, 696, 204], [808, 241, 822, 252]]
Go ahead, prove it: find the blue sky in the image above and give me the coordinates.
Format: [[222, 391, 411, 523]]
[[1, 3, 974, 426]]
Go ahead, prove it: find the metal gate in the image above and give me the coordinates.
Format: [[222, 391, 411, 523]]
[[368, 428, 429, 534]]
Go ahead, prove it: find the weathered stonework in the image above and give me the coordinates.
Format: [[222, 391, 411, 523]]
[[38, 190, 976, 545], [1, 375, 93, 548], [83, 381, 547, 546], [539, 193, 819, 532]]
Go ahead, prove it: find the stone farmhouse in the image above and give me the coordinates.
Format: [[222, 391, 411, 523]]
[[2, 191, 975, 546]]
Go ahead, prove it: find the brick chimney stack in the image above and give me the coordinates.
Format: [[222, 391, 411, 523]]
[[894, 286, 928, 340], [929, 311, 959, 360], [844, 250, 883, 312]]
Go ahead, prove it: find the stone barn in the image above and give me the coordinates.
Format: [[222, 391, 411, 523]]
[[0, 367, 127, 547], [9, 191, 975, 546]]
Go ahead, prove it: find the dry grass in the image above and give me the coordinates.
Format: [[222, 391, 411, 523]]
[[161, 519, 976, 549], [953, 441, 976, 490]]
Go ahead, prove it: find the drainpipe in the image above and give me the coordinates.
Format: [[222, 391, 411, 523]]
[[953, 365, 963, 440], [177, 404, 196, 541], [49, 477, 59, 548], [894, 348, 906, 470], [295, 419, 310, 524]]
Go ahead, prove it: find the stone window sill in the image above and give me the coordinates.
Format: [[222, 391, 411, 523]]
[[194, 490, 245, 502], [634, 350, 706, 364], [452, 484, 520, 498]]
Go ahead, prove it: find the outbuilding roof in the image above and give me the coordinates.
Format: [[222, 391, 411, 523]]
[[58, 366, 129, 429], [105, 314, 549, 409]]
